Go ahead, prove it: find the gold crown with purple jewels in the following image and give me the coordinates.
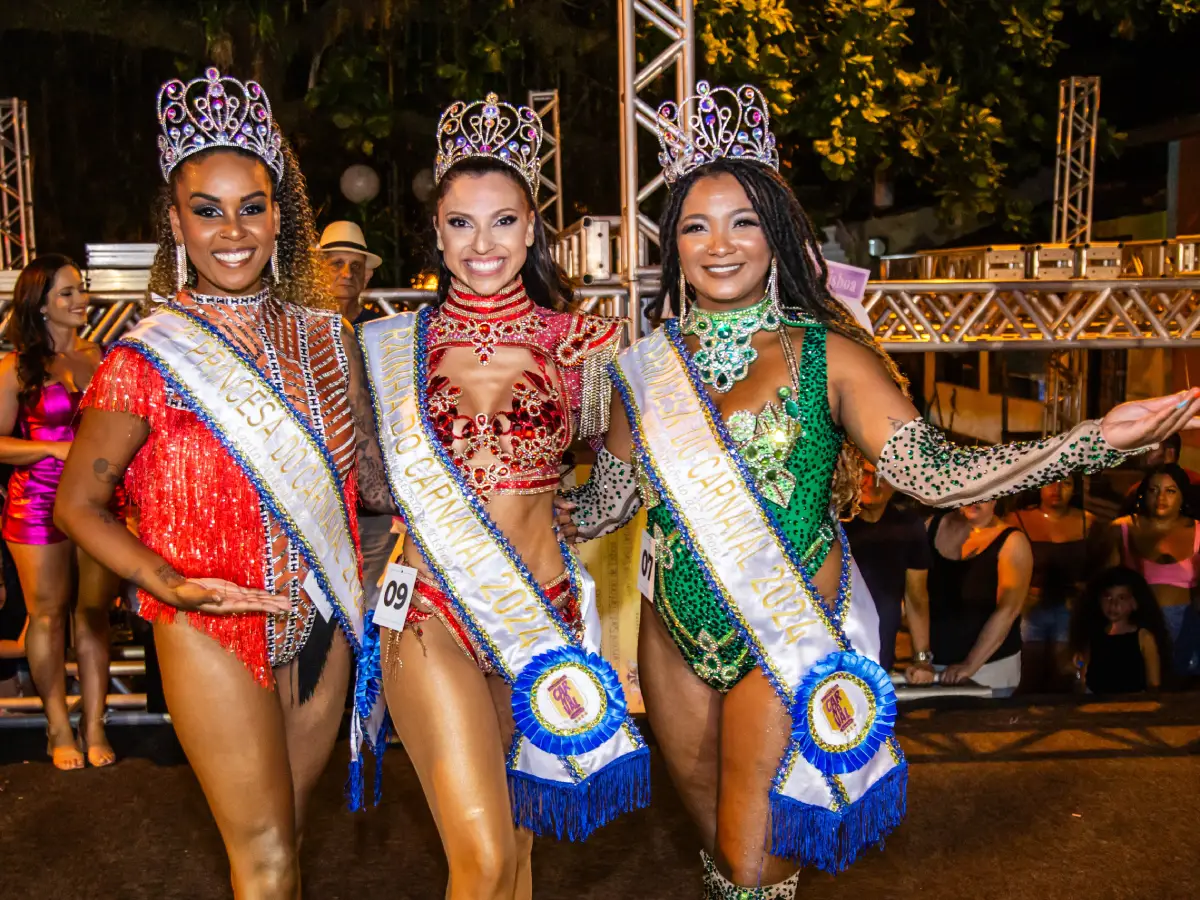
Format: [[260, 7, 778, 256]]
[[434, 93, 544, 195], [157, 67, 283, 183], [655, 81, 779, 185]]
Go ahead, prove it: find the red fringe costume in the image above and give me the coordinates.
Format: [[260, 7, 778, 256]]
[[83, 291, 360, 691]]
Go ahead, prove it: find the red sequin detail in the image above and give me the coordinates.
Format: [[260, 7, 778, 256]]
[[83, 340, 360, 689], [407, 574, 579, 666]]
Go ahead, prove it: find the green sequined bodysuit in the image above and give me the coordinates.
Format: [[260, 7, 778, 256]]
[[641, 326, 844, 691]]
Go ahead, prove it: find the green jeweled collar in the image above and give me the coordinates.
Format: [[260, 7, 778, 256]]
[[681, 293, 782, 393]]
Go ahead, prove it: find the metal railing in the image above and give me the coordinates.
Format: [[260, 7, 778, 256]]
[[865, 277, 1200, 350]]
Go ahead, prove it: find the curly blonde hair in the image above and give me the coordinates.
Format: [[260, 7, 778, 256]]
[[147, 140, 333, 311]]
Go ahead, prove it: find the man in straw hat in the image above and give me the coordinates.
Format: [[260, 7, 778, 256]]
[[318, 220, 395, 602], [318, 220, 383, 326]]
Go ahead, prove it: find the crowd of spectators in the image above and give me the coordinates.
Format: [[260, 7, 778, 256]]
[[847, 432, 1200, 696]]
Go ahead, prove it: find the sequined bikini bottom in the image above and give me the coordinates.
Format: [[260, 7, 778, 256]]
[[388, 571, 581, 674]]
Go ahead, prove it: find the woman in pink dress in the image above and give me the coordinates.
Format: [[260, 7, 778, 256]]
[[0, 254, 120, 768]]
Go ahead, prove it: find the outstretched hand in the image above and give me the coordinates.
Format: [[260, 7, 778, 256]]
[[171, 578, 291, 616], [553, 496, 580, 544], [1101, 388, 1200, 451]]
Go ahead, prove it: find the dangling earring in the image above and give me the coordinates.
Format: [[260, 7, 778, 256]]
[[271, 242, 280, 286], [678, 267, 689, 322], [175, 243, 188, 293], [767, 257, 781, 310]]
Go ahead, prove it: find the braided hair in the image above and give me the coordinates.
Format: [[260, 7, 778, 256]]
[[432, 157, 572, 311], [148, 141, 333, 311], [659, 158, 908, 515]]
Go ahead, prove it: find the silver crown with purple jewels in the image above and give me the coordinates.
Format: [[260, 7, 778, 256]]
[[434, 93, 543, 195], [656, 82, 779, 185], [157, 67, 284, 183]]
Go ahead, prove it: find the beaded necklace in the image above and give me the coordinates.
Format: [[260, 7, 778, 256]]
[[681, 292, 782, 393]]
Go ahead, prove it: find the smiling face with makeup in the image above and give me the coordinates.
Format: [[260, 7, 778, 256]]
[[168, 149, 280, 297], [434, 169, 535, 297], [676, 171, 773, 311]]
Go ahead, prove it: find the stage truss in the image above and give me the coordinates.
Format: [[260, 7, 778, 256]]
[[1051, 76, 1100, 245], [865, 278, 1200, 350], [529, 89, 564, 234], [617, 0, 694, 340], [0, 98, 36, 269]]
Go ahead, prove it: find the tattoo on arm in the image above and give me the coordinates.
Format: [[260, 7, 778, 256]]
[[97, 508, 121, 525], [92, 457, 122, 484], [887, 416, 909, 435], [155, 562, 186, 588]]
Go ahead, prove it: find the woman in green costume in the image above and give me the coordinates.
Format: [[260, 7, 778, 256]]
[[559, 82, 1200, 899]]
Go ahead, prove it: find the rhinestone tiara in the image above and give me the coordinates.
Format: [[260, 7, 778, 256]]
[[656, 81, 779, 185], [157, 67, 284, 183], [434, 93, 543, 196]]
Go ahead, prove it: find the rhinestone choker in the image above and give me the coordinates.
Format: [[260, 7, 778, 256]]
[[681, 293, 782, 392]]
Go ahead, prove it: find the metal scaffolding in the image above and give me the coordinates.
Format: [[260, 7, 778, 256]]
[[528, 90, 564, 234], [1051, 77, 1100, 245], [863, 277, 1200, 351], [0, 99, 36, 269], [617, 0, 694, 340]]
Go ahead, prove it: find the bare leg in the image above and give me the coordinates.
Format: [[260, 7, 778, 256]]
[[155, 619, 300, 900], [277, 629, 352, 834], [75, 546, 119, 764], [486, 675, 534, 900], [716, 667, 798, 887], [8, 540, 79, 767], [384, 621, 526, 900], [637, 599, 721, 851]]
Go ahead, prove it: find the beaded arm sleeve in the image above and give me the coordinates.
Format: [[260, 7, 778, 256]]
[[876, 417, 1135, 508], [561, 447, 642, 541]]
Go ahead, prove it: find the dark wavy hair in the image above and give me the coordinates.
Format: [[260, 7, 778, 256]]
[[6, 254, 80, 406], [432, 157, 572, 310], [148, 141, 332, 310], [1133, 463, 1196, 519], [1070, 566, 1170, 664], [660, 158, 907, 515]]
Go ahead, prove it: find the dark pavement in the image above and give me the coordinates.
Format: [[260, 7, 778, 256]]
[[2, 695, 1198, 899]]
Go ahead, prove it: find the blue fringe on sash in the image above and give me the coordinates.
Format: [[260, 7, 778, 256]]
[[508, 745, 651, 842], [345, 624, 388, 812], [768, 763, 908, 874]]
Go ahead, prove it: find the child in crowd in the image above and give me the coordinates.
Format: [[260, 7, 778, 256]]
[[1071, 566, 1169, 693]]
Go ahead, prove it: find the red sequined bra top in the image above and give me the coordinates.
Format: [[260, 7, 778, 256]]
[[425, 279, 623, 498]]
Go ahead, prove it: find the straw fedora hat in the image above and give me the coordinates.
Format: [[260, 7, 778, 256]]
[[317, 221, 382, 269]]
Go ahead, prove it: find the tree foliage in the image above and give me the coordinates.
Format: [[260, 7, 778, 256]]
[[698, 0, 1200, 228], [2, 1, 1200, 273]]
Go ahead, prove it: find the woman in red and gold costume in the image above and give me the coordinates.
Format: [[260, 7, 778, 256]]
[[55, 69, 389, 899], [358, 95, 648, 900]]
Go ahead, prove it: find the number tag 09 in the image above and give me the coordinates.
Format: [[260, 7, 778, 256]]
[[372, 562, 417, 631], [637, 531, 656, 600]]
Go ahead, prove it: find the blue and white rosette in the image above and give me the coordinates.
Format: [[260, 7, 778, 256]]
[[512, 646, 627, 758], [792, 651, 897, 776]]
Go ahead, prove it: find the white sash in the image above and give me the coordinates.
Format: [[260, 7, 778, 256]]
[[360, 310, 648, 841], [616, 324, 905, 873], [120, 308, 387, 807]]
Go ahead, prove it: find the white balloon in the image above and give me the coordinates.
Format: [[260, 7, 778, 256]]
[[412, 168, 436, 203], [340, 164, 381, 203]]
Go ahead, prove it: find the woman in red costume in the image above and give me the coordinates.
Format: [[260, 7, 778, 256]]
[[1, 255, 120, 769], [55, 69, 389, 899], [359, 94, 644, 900]]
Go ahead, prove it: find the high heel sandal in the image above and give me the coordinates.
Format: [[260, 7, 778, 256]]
[[46, 726, 85, 771], [79, 713, 117, 768]]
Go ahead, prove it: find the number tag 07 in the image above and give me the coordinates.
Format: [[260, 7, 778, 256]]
[[637, 531, 656, 600], [372, 562, 417, 631]]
